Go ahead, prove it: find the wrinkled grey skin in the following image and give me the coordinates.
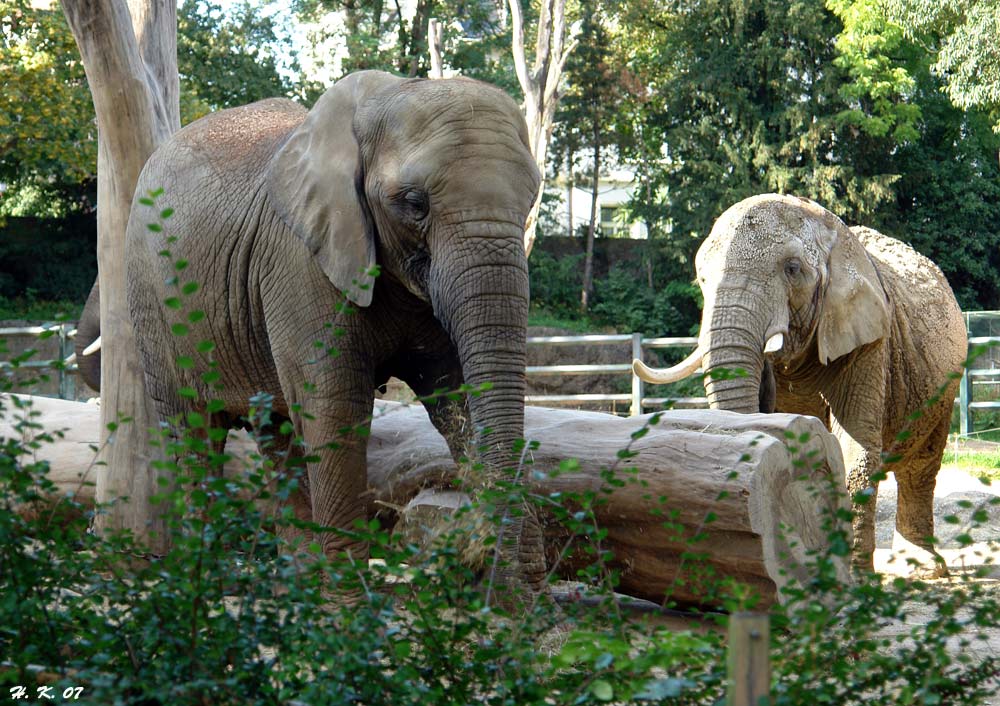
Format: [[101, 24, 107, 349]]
[[96, 71, 543, 596], [641, 194, 967, 575], [75, 280, 101, 392]]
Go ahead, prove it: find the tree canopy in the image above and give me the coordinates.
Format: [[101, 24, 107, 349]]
[[4, 0, 1000, 315], [0, 0, 299, 216], [0, 0, 95, 215]]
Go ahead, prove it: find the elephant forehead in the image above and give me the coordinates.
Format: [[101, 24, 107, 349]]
[[699, 216, 789, 270], [699, 203, 827, 272], [376, 83, 523, 138]]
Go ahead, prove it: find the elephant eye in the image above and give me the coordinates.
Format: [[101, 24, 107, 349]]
[[398, 189, 430, 221], [783, 259, 801, 278]]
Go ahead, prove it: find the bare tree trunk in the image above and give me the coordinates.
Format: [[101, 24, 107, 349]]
[[428, 17, 443, 78], [406, 0, 435, 76], [581, 132, 600, 311], [566, 145, 574, 237], [508, 0, 577, 255], [60, 0, 179, 552]]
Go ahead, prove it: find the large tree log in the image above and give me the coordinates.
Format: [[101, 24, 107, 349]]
[[2, 395, 851, 607]]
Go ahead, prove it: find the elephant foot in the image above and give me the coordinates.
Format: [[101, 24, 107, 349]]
[[890, 529, 949, 579], [908, 560, 949, 580], [518, 508, 548, 592], [484, 506, 549, 612]]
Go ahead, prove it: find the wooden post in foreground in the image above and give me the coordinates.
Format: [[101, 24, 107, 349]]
[[726, 612, 770, 706]]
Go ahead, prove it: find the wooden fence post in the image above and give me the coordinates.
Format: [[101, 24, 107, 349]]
[[726, 612, 770, 706]]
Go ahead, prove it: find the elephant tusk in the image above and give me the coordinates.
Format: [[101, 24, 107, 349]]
[[82, 336, 101, 356], [764, 332, 784, 354], [632, 345, 704, 384]]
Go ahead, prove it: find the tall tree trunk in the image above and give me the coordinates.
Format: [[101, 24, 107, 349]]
[[60, 0, 179, 552], [427, 17, 443, 78], [407, 0, 434, 76], [566, 145, 574, 237], [581, 130, 600, 311], [508, 0, 577, 255]]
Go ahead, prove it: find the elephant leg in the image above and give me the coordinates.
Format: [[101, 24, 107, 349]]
[[894, 415, 950, 576], [832, 419, 883, 575], [258, 430, 322, 577], [295, 396, 372, 586], [824, 347, 889, 576], [397, 359, 473, 464], [400, 359, 547, 596]]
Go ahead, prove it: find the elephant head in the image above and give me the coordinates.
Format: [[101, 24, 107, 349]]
[[634, 194, 890, 412]]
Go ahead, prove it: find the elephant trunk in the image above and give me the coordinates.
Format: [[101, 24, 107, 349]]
[[701, 292, 769, 414], [433, 264, 528, 464], [429, 221, 544, 598]]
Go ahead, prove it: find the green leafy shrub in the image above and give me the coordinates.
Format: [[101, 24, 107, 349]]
[[4, 380, 999, 703], [591, 263, 699, 337], [3, 204, 1000, 704], [528, 249, 585, 319]]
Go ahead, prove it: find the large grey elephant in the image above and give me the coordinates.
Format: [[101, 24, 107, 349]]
[[633, 194, 967, 574], [82, 71, 544, 596]]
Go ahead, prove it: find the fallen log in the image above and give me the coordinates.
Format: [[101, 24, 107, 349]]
[[1, 394, 852, 606]]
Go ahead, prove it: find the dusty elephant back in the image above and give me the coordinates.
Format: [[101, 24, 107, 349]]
[[853, 226, 967, 445]]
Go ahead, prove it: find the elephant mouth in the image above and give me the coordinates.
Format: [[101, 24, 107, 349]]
[[401, 246, 431, 301], [759, 358, 776, 414]]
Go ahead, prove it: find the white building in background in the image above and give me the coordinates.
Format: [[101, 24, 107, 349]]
[[549, 168, 649, 240]]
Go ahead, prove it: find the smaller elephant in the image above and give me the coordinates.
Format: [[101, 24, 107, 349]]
[[634, 194, 967, 575]]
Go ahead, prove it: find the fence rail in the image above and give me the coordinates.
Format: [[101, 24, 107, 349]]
[[3, 323, 1000, 436], [0, 324, 78, 400], [527, 332, 702, 416], [959, 337, 1000, 435], [527, 331, 1000, 434]]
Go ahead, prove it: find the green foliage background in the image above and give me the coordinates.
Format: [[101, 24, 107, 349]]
[[3, 0, 1000, 326]]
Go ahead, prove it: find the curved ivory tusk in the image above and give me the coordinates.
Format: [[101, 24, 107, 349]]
[[764, 332, 784, 354], [632, 345, 704, 384], [82, 336, 101, 356]]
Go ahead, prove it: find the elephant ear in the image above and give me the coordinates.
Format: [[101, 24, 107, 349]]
[[816, 221, 890, 365], [266, 70, 403, 307]]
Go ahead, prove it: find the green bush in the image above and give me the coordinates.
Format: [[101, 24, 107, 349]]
[[527, 247, 701, 337], [3, 381, 1000, 703], [528, 249, 585, 319], [0, 295, 83, 322], [3, 205, 999, 704], [591, 263, 700, 337]]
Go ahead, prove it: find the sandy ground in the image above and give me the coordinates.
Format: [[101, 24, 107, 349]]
[[874, 464, 1000, 576]]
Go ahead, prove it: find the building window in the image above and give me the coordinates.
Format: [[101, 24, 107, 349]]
[[600, 206, 624, 237]]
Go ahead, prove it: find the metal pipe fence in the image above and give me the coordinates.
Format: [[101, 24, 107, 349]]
[[3, 323, 999, 436], [0, 324, 78, 401], [525, 332, 702, 415], [959, 336, 1000, 436], [527, 332, 1000, 435]]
